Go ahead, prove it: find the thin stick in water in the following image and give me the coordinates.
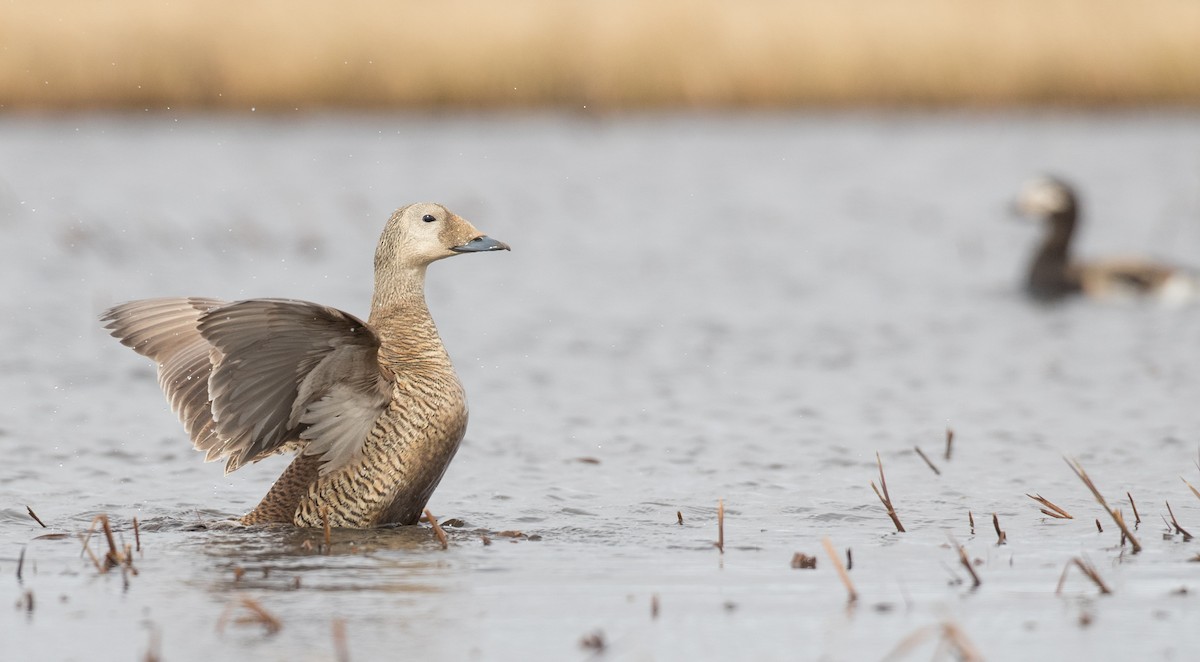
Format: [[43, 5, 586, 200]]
[[715, 499, 725, 553], [954, 541, 981, 588], [871, 452, 906, 533], [1127, 492, 1141, 524], [914, 446, 941, 476], [944, 428, 954, 461], [1027, 493, 1072, 519], [25, 506, 46, 528], [968, 511, 975, 535], [821, 537, 857, 603], [1055, 557, 1111, 595], [1166, 501, 1193, 541], [992, 513, 1006, 544], [217, 596, 283, 635], [133, 516, 141, 553], [424, 509, 448, 550], [1182, 477, 1200, 502], [1065, 457, 1140, 553]]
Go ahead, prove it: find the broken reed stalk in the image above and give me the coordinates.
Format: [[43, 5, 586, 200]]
[[99, 515, 119, 567], [944, 428, 954, 461], [821, 537, 857, 603], [1182, 477, 1200, 502], [1055, 557, 1111, 595], [1095, 519, 1103, 533], [715, 499, 725, 553], [914, 446, 940, 476], [133, 516, 141, 553], [1127, 492, 1141, 524], [954, 541, 981, 588], [968, 511, 975, 535], [424, 508, 448, 550], [217, 596, 283, 635], [871, 452, 906, 533], [25, 506, 46, 528], [16, 546, 25, 581], [1027, 493, 1073, 519], [332, 618, 350, 662], [1065, 458, 1141, 553], [885, 621, 983, 662], [1165, 501, 1193, 541], [676, 510, 683, 525], [80, 514, 125, 572], [992, 513, 1006, 544]]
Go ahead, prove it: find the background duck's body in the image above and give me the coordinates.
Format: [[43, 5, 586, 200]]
[[1016, 176, 1198, 305], [102, 203, 508, 528]]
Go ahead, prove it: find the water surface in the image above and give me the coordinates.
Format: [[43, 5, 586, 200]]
[[2, 112, 1200, 660]]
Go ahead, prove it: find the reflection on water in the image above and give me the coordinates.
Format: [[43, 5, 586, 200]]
[[2, 112, 1200, 660]]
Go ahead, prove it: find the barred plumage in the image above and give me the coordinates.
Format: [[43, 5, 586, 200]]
[[103, 203, 508, 527]]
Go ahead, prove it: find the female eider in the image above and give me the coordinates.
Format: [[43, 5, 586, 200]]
[[1014, 176, 1197, 304], [102, 203, 509, 528]]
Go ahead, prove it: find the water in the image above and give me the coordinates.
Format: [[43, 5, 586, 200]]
[[2, 111, 1200, 660]]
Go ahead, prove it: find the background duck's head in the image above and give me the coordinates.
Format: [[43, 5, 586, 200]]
[[375, 202, 510, 273], [1014, 176, 1077, 221]]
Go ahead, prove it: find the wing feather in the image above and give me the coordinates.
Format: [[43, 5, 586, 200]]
[[104, 297, 392, 475]]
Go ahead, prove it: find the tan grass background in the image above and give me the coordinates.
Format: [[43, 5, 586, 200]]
[[3, 0, 1199, 109]]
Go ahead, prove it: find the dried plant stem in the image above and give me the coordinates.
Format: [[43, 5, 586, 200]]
[[885, 622, 983, 662], [133, 516, 141, 553], [914, 446, 941, 476], [424, 509, 449, 550], [821, 537, 857, 603], [1182, 477, 1200, 502], [1127, 492, 1141, 525], [16, 546, 25, 581], [1055, 557, 1111, 595], [676, 510, 683, 525], [944, 428, 955, 461], [871, 452, 906, 533], [968, 511, 975, 535], [1065, 458, 1141, 553], [217, 596, 283, 635], [1165, 501, 1193, 541], [715, 499, 725, 553], [25, 506, 46, 528], [81, 514, 132, 573], [1027, 493, 1072, 519], [992, 513, 1006, 545], [954, 541, 981, 588]]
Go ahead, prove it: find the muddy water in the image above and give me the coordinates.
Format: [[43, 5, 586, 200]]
[[2, 112, 1200, 660]]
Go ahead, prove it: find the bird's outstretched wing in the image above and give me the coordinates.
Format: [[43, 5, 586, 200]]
[[103, 297, 391, 474]]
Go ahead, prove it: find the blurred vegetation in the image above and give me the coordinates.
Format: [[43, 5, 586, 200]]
[[3, 0, 1199, 109]]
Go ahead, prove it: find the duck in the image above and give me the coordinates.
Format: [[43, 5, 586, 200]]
[[1013, 176, 1198, 304], [101, 203, 509, 528]]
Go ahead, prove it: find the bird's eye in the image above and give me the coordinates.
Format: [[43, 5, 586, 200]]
[[422, 214, 437, 223]]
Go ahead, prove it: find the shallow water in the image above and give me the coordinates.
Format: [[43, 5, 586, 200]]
[[2, 111, 1200, 660]]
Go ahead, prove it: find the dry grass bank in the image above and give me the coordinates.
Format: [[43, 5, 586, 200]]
[[2, 0, 1199, 109]]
